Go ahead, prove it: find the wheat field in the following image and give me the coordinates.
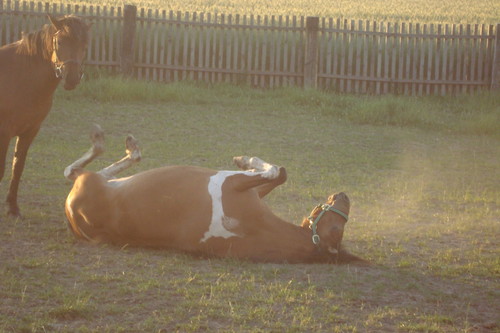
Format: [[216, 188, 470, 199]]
[[61, 0, 499, 24]]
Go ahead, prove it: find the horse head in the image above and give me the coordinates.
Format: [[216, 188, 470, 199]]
[[303, 192, 350, 257], [48, 14, 91, 90]]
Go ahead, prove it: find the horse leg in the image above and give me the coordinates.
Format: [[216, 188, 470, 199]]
[[0, 133, 11, 217], [232, 156, 286, 196], [6, 127, 39, 217], [97, 134, 141, 180], [64, 125, 105, 181], [0, 132, 10, 184]]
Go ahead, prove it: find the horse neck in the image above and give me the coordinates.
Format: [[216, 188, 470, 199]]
[[259, 215, 320, 263]]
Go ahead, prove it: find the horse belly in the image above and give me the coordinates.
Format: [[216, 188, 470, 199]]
[[110, 167, 215, 247]]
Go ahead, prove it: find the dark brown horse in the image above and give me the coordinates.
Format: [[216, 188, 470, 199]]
[[0, 15, 90, 217]]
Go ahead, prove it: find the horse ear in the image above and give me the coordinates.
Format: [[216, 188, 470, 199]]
[[47, 14, 63, 30]]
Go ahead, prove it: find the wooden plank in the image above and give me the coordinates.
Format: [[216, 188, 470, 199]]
[[145, 9, 153, 80], [4, 0, 11, 45], [164, 10, 173, 82], [485, 25, 494, 84], [490, 24, 499, 88], [276, 15, 283, 87], [339, 19, 347, 92], [173, 11, 181, 81], [410, 23, 418, 95], [13, 1, 19, 42], [417, 24, 425, 95], [392, 22, 400, 94], [209, 13, 217, 83], [217, 14, 224, 83], [399, 22, 407, 94], [182, 11, 189, 81], [369, 21, 377, 94], [440, 24, 448, 96], [426, 24, 433, 95], [322, 18, 332, 89], [197, 12, 204, 82], [136, 8, 144, 80], [296, 16, 303, 87], [470, 24, 478, 92], [232, 14, 240, 84], [260, 15, 268, 87], [346, 20, 354, 93], [375, 21, 383, 95], [226, 14, 233, 83], [290, 16, 298, 86], [462, 24, 471, 93], [433, 24, 441, 95], [268, 15, 275, 88], [361, 20, 369, 93], [246, 15, 254, 86], [158, 10, 166, 81], [101, 6, 108, 72], [150, 9, 157, 80], [204, 12, 211, 82], [189, 12, 196, 81], [455, 24, 463, 94], [253, 15, 261, 87], [384, 22, 391, 94], [108, 6, 116, 73], [447, 24, 456, 95], [476, 24, 485, 88], [282, 15, 289, 86], [353, 19, 360, 93]]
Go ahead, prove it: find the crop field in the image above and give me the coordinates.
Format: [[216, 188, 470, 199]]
[[59, 0, 499, 24], [0, 78, 499, 332]]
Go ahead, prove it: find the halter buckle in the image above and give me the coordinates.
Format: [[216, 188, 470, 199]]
[[312, 234, 320, 245], [54, 63, 64, 79]]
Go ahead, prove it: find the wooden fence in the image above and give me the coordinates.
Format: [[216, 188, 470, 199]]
[[1, 1, 499, 95]]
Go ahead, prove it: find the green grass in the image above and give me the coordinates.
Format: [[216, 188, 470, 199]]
[[0, 78, 499, 332]]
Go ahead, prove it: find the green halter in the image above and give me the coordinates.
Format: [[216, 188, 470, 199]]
[[307, 203, 349, 245]]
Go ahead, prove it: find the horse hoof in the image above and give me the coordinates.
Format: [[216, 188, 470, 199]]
[[7, 208, 22, 219]]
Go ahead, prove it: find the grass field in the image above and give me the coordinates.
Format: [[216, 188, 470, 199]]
[[58, 0, 500, 24], [0, 78, 498, 332]]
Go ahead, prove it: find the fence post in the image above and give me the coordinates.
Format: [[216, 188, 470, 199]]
[[121, 4, 137, 77], [304, 16, 319, 89], [491, 24, 500, 90]]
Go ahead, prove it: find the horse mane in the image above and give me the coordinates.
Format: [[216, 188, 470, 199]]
[[15, 15, 88, 61], [16, 24, 55, 60]]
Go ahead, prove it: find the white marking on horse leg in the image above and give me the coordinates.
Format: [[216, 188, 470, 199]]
[[64, 124, 105, 180], [200, 170, 245, 242], [233, 156, 279, 179], [98, 135, 141, 180]]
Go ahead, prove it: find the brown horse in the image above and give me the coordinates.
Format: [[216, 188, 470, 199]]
[[0, 15, 90, 217], [64, 126, 366, 264]]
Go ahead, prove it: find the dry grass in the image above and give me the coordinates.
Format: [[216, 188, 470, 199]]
[[0, 79, 498, 332]]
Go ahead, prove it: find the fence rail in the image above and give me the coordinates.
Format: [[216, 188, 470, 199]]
[[1, 0, 499, 95]]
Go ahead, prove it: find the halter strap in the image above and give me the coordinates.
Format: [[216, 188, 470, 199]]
[[307, 203, 348, 245], [52, 31, 84, 79]]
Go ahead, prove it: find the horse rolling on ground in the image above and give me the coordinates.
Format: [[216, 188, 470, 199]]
[[0, 15, 90, 217], [64, 126, 366, 264]]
